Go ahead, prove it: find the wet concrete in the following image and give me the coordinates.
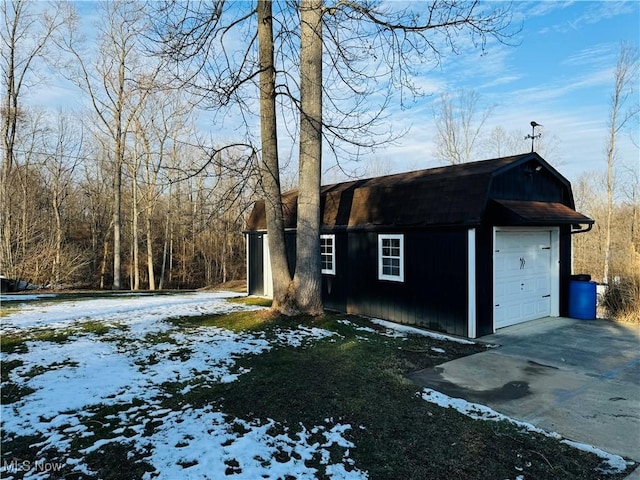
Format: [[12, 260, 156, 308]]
[[409, 368, 531, 403], [409, 317, 640, 463]]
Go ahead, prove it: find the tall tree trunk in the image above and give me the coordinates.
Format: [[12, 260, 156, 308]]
[[603, 100, 616, 284], [293, 0, 324, 315], [112, 31, 128, 290], [159, 213, 169, 289], [604, 145, 614, 284], [53, 189, 62, 285], [100, 239, 109, 289], [2, 1, 22, 278], [20, 180, 27, 262], [146, 211, 155, 290], [132, 173, 140, 290], [221, 230, 228, 284], [1, 72, 15, 277], [257, 0, 296, 314], [603, 44, 638, 283], [113, 148, 123, 290]]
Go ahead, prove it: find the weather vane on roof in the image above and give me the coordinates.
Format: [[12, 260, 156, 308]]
[[525, 121, 543, 152]]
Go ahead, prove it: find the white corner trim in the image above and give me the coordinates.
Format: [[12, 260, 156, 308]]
[[245, 233, 249, 295], [263, 234, 273, 299], [468, 228, 477, 339], [550, 227, 560, 317]]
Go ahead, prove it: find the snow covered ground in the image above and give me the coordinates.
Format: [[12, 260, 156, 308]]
[[1, 292, 360, 480], [0, 291, 632, 479]]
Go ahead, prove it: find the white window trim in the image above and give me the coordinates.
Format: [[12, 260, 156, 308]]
[[378, 234, 404, 282], [320, 234, 336, 275]]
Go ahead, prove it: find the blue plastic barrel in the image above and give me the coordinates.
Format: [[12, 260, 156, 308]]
[[568, 280, 597, 320]]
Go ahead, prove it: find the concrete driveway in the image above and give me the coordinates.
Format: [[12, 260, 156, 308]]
[[409, 317, 640, 467]]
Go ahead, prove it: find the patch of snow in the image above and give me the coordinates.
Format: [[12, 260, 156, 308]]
[[0, 293, 365, 479], [431, 347, 446, 354], [0, 291, 248, 333], [273, 325, 341, 347], [140, 410, 367, 480], [420, 388, 629, 474], [561, 439, 631, 474], [371, 319, 477, 344], [337, 319, 377, 334]]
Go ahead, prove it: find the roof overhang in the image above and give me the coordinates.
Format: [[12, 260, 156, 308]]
[[489, 199, 594, 228]]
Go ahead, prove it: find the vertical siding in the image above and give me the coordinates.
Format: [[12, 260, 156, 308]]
[[248, 222, 570, 337], [560, 225, 572, 316], [490, 165, 568, 203], [345, 230, 469, 337], [323, 232, 348, 312], [475, 225, 494, 336]]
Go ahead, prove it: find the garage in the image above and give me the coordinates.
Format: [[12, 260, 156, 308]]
[[245, 152, 594, 338], [494, 228, 560, 329]]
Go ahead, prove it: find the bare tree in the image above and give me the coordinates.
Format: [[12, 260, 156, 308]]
[[150, 0, 516, 314], [483, 125, 562, 162], [4, 109, 49, 282], [603, 43, 639, 283], [432, 89, 494, 164], [1, 0, 65, 277], [79, 141, 115, 288], [42, 110, 83, 285], [135, 88, 198, 289], [288, 1, 515, 313], [253, 0, 299, 313], [292, 0, 324, 314], [57, 0, 161, 289]]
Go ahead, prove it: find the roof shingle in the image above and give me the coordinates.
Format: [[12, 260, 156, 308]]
[[245, 153, 592, 231]]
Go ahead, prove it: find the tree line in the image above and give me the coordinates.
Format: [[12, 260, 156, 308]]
[[1, 0, 256, 290], [0, 106, 253, 289]]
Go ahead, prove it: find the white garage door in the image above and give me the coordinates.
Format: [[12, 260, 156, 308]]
[[494, 230, 554, 329]]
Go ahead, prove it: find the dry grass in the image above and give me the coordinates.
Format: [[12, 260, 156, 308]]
[[604, 246, 640, 324], [206, 279, 247, 293]]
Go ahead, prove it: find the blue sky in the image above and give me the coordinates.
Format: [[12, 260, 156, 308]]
[[26, 1, 640, 186], [372, 1, 640, 183]]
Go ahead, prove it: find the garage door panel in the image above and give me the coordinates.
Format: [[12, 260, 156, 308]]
[[535, 276, 551, 292], [495, 256, 507, 273], [522, 300, 536, 318], [520, 281, 534, 295], [504, 281, 522, 296], [505, 304, 522, 320], [537, 297, 551, 315], [494, 230, 554, 330]]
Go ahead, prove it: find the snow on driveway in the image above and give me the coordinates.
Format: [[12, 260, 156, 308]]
[[0, 292, 362, 480]]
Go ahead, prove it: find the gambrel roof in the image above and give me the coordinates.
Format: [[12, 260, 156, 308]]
[[246, 152, 593, 232]]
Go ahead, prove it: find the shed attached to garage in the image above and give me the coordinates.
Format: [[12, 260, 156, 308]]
[[244, 153, 594, 338]]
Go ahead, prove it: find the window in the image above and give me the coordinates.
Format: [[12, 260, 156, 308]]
[[378, 234, 404, 282], [320, 234, 336, 275]]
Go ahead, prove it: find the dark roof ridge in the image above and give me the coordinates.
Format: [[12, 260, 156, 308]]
[[300, 152, 538, 196], [245, 151, 577, 232], [282, 152, 536, 197]]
